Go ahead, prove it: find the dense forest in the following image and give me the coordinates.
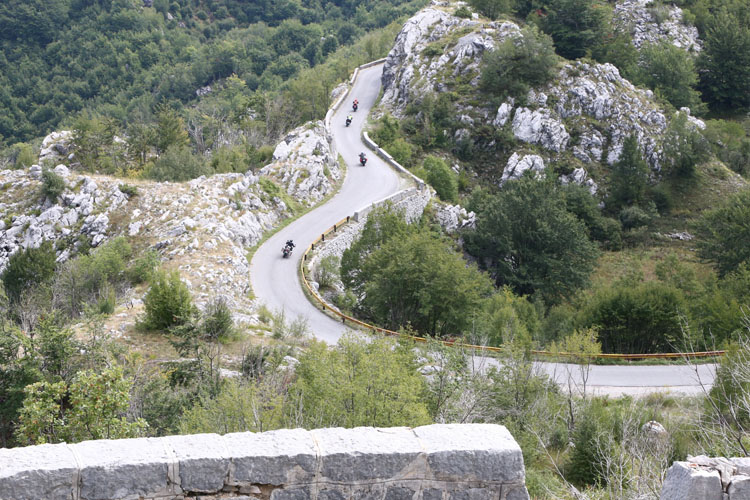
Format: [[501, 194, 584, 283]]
[[0, 0, 425, 148]]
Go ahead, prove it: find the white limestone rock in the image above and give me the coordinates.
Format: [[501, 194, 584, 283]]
[[314, 427, 423, 482], [261, 121, 340, 206], [511, 108, 569, 152], [39, 131, 74, 164], [501, 153, 545, 185], [163, 434, 230, 493], [75, 438, 174, 500], [0, 443, 78, 500], [660, 461, 723, 500], [224, 428, 318, 486], [435, 204, 476, 233], [614, 0, 701, 51], [414, 423, 526, 483]]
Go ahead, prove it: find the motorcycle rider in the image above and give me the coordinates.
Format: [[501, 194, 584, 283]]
[[359, 152, 367, 165], [353, 99, 359, 111], [285, 239, 295, 250], [346, 114, 353, 126]]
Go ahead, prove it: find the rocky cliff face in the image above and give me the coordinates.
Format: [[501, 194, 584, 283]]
[[0, 121, 337, 322], [380, 2, 694, 189], [614, 0, 701, 51]]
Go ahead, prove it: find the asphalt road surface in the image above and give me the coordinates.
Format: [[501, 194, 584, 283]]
[[250, 62, 716, 394]]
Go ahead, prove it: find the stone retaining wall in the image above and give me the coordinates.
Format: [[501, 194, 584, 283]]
[[307, 186, 431, 272], [661, 455, 750, 500], [0, 424, 529, 500]]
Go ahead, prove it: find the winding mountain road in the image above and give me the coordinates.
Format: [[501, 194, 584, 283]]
[[250, 63, 716, 394]]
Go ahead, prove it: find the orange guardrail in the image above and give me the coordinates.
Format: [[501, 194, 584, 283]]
[[298, 218, 726, 361]]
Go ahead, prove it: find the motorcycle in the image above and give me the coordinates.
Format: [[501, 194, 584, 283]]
[[282, 245, 293, 258], [352, 102, 358, 112], [345, 117, 352, 127], [359, 154, 367, 166]]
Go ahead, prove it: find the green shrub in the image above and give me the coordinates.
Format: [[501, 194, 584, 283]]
[[41, 168, 66, 201], [704, 119, 750, 177], [53, 237, 133, 318], [2, 241, 56, 305], [139, 270, 195, 331], [661, 113, 711, 178], [696, 188, 750, 276], [423, 156, 458, 202], [11, 143, 35, 169], [118, 184, 138, 197], [618, 205, 653, 229], [315, 255, 340, 289], [480, 26, 558, 100], [146, 146, 209, 182], [454, 6, 472, 18], [125, 250, 160, 284], [386, 138, 414, 167], [580, 281, 687, 353], [202, 297, 234, 343]]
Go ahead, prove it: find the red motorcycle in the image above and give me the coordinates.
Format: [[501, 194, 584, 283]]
[[359, 153, 367, 166]]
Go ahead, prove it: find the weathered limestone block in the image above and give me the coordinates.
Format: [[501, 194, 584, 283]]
[[313, 427, 423, 483], [415, 424, 525, 483], [75, 438, 173, 500], [0, 443, 78, 500], [163, 433, 230, 493], [224, 428, 317, 486], [660, 461, 723, 500], [729, 475, 750, 498]]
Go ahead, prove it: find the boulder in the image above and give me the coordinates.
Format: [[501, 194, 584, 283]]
[[660, 461, 723, 500], [501, 153, 545, 185]]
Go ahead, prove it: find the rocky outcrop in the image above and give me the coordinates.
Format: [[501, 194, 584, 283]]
[[381, 3, 679, 191], [382, 8, 520, 115], [661, 455, 750, 500], [0, 424, 530, 500], [614, 0, 701, 51], [39, 131, 74, 164], [501, 153, 546, 185], [261, 120, 341, 206], [435, 203, 476, 233], [0, 169, 128, 271], [0, 121, 337, 324]]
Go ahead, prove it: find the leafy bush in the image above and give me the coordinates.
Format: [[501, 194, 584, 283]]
[[423, 156, 458, 202], [314, 255, 340, 289], [609, 135, 649, 209], [2, 241, 56, 305], [618, 205, 653, 230], [539, 0, 611, 60], [580, 281, 687, 353], [480, 26, 557, 100], [202, 298, 234, 343], [11, 143, 35, 169], [291, 334, 432, 428], [125, 250, 160, 284], [696, 188, 750, 276], [53, 237, 133, 318], [41, 168, 66, 202], [118, 184, 138, 197], [698, 10, 750, 110], [146, 146, 210, 182], [465, 176, 599, 304], [704, 119, 750, 177], [468, 0, 511, 19], [139, 270, 195, 331], [661, 113, 711, 177], [636, 42, 705, 112], [454, 6, 473, 18]]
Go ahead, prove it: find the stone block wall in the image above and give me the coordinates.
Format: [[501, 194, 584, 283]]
[[661, 455, 750, 500], [0, 424, 529, 500]]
